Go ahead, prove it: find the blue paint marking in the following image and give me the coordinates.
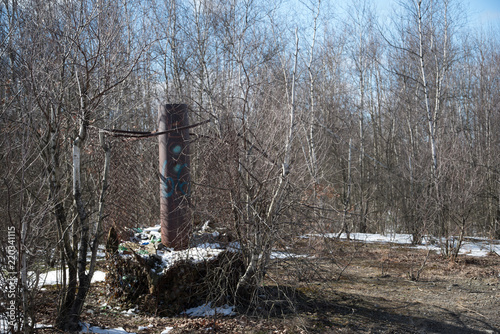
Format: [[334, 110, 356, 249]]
[[161, 160, 189, 198], [172, 145, 182, 154], [161, 160, 174, 198]]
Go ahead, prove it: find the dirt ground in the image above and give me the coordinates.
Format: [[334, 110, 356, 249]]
[[284, 240, 500, 334], [36, 240, 500, 333]]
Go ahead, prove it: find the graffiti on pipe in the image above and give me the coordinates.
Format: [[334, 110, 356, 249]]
[[161, 159, 189, 198]]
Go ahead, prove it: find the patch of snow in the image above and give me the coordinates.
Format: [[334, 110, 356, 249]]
[[341, 233, 414, 244], [79, 323, 136, 334], [197, 243, 221, 249], [121, 307, 138, 316], [37, 270, 106, 287], [0, 313, 52, 331], [270, 251, 310, 260], [87, 250, 106, 259], [182, 302, 235, 317], [137, 324, 153, 331], [154, 247, 225, 273], [161, 327, 174, 334], [200, 221, 211, 233], [143, 225, 161, 233], [304, 233, 500, 257], [92, 270, 106, 282], [458, 240, 499, 257], [37, 270, 64, 287], [149, 231, 162, 240]]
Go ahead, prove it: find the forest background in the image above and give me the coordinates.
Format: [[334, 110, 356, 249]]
[[1, 0, 499, 331]]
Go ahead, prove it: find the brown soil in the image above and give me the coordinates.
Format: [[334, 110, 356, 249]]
[[36, 240, 500, 333]]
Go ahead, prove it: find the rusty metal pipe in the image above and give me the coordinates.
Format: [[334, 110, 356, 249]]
[[158, 104, 191, 250]]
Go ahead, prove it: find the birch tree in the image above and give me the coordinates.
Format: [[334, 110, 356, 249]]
[[388, 0, 459, 239]]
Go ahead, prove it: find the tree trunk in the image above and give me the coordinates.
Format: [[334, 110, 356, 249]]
[[57, 116, 94, 331]]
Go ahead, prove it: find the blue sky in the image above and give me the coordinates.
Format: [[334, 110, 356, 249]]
[[284, 0, 500, 32], [469, 0, 500, 25], [373, 0, 500, 28]]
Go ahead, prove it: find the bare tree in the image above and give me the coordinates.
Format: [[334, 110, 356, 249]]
[[7, 0, 150, 330]]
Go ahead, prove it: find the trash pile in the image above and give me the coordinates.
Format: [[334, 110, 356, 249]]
[[105, 224, 244, 316]]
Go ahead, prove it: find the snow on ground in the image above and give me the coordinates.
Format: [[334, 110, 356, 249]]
[[92, 270, 106, 282], [2, 225, 497, 334], [79, 323, 170, 334], [152, 246, 225, 273], [75, 302, 233, 333], [305, 232, 500, 257], [2, 321, 167, 334], [142, 226, 162, 241], [0, 269, 106, 292], [37, 270, 106, 288], [79, 323, 136, 334], [1, 319, 55, 333], [181, 303, 235, 317], [134, 225, 309, 268], [270, 251, 310, 260], [120, 307, 139, 317], [128, 225, 242, 273], [136, 225, 500, 264], [459, 241, 499, 256], [137, 324, 153, 331]]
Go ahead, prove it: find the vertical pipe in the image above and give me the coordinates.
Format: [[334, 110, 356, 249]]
[[159, 104, 191, 250]]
